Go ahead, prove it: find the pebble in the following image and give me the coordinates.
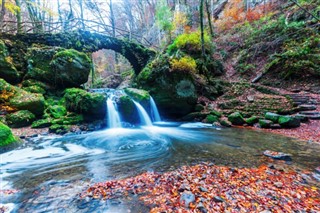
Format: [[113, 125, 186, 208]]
[[179, 192, 195, 207], [212, 196, 224, 203]]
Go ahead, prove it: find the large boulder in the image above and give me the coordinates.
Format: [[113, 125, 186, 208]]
[[0, 121, 17, 147], [0, 78, 45, 116], [25, 47, 91, 88], [0, 40, 20, 84], [136, 55, 197, 118], [278, 116, 301, 128], [265, 112, 280, 123], [63, 88, 106, 121], [9, 91, 45, 116], [6, 110, 36, 128]]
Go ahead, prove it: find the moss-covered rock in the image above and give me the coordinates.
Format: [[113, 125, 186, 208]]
[[124, 88, 150, 102], [228, 112, 245, 126], [265, 112, 280, 123], [23, 85, 46, 94], [0, 121, 17, 147], [0, 40, 20, 84], [246, 116, 259, 126], [259, 119, 273, 128], [50, 49, 91, 88], [136, 54, 198, 118], [195, 104, 205, 112], [25, 47, 91, 88], [63, 88, 106, 121], [220, 119, 232, 127], [5, 110, 35, 128], [31, 118, 52, 128], [9, 92, 45, 116], [46, 105, 67, 119], [117, 94, 138, 124], [210, 110, 222, 118], [49, 124, 70, 134], [278, 116, 300, 128], [181, 112, 209, 121], [205, 114, 219, 123]]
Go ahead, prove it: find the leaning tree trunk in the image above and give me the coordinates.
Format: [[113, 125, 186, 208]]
[[205, 0, 214, 37], [15, 0, 22, 33]]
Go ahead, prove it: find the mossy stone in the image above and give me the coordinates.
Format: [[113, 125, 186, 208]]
[[210, 110, 222, 118], [63, 88, 106, 121], [259, 119, 273, 128], [220, 120, 232, 127], [278, 116, 300, 128], [23, 85, 46, 94], [49, 124, 70, 134], [46, 105, 67, 119], [228, 112, 245, 126], [0, 40, 20, 84], [6, 110, 36, 128], [246, 116, 259, 126], [9, 92, 45, 116], [117, 94, 137, 124], [0, 121, 16, 147], [181, 112, 209, 121], [205, 114, 219, 123], [31, 118, 52, 128], [265, 112, 280, 123], [124, 88, 150, 102]]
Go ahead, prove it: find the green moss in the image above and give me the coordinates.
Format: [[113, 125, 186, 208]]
[[63, 88, 106, 121], [6, 110, 36, 128], [246, 116, 259, 125], [46, 105, 67, 119], [124, 88, 150, 102], [228, 112, 245, 126], [49, 124, 71, 134], [9, 92, 45, 116], [0, 121, 17, 147], [31, 118, 52, 128], [259, 119, 273, 128], [23, 85, 46, 94], [0, 40, 20, 84], [205, 114, 219, 123], [210, 110, 222, 118]]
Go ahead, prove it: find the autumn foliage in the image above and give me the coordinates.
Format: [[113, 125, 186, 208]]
[[82, 163, 320, 212], [215, 0, 275, 31]]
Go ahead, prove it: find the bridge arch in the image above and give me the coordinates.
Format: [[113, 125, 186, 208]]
[[0, 31, 156, 75]]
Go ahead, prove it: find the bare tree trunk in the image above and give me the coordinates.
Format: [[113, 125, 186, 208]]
[[15, 0, 22, 33], [205, 0, 214, 37], [200, 0, 205, 57], [78, 0, 85, 29], [109, 0, 115, 37], [0, 0, 6, 30]]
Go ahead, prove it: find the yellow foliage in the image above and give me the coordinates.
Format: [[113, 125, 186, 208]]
[[170, 56, 197, 73], [172, 11, 188, 33]]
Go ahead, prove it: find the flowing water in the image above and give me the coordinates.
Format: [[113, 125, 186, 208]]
[[150, 97, 161, 122], [106, 95, 122, 128], [1, 124, 320, 212], [132, 101, 153, 126]]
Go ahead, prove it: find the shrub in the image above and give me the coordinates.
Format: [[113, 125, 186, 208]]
[[170, 56, 197, 73], [167, 31, 212, 55]]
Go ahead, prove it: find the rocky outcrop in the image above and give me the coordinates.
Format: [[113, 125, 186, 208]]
[[0, 40, 20, 84]]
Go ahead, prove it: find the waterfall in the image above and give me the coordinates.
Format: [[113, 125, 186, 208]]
[[133, 101, 153, 126], [107, 96, 122, 128], [150, 96, 161, 122]]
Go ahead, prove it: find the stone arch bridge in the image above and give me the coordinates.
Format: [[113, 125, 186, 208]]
[[0, 30, 156, 75]]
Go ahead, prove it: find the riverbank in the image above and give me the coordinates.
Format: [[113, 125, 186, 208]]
[[82, 162, 320, 212]]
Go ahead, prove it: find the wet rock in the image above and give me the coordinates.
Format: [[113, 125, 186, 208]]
[[315, 167, 320, 174], [196, 202, 208, 213], [270, 124, 281, 129], [180, 192, 195, 207], [298, 104, 317, 111], [263, 150, 292, 161]]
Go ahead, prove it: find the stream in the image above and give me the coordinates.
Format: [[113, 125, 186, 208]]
[[1, 123, 320, 212]]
